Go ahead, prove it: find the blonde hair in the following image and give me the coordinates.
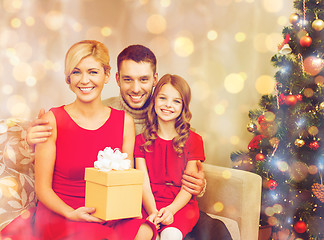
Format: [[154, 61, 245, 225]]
[[143, 74, 192, 156], [64, 40, 111, 84]]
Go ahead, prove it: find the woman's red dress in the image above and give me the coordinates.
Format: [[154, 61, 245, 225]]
[[1, 106, 156, 240]]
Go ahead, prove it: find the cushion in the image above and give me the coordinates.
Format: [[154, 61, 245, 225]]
[[207, 213, 240, 240], [0, 119, 36, 230]]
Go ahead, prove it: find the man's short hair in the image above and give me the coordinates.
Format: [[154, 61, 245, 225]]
[[117, 45, 157, 74]]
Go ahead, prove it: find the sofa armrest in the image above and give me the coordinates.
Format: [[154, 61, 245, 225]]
[[197, 163, 262, 240]]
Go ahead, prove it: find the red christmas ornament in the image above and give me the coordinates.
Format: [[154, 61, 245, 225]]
[[294, 220, 307, 233], [285, 95, 297, 106], [300, 35, 312, 47], [278, 93, 286, 105], [304, 56, 324, 76], [248, 135, 265, 151], [309, 141, 319, 150], [255, 153, 265, 161], [258, 115, 266, 124], [267, 179, 278, 190], [296, 94, 303, 101]]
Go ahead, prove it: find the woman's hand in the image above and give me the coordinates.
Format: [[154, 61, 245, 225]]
[[155, 207, 174, 226], [66, 207, 104, 223]]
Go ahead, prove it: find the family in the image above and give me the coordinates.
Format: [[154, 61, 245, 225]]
[[1, 40, 232, 240]]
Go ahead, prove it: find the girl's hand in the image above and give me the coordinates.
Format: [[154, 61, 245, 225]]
[[66, 207, 104, 223], [155, 207, 174, 226], [146, 212, 160, 229]]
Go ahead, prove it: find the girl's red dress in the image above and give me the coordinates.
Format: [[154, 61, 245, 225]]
[[1, 106, 156, 240], [134, 130, 205, 237]]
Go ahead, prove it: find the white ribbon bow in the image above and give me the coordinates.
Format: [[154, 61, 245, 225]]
[[94, 147, 131, 171]]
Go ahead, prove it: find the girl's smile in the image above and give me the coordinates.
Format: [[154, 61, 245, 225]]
[[155, 83, 183, 123]]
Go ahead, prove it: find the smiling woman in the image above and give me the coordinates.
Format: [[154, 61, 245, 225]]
[[1, 40, 157, 240], [68, 56, 109, 104]]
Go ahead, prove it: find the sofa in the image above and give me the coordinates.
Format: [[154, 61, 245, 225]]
[[0, 118, 262, 240]]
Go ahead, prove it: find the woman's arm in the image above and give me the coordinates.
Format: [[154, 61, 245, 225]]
[[156, 160, 199, 225], [35, 111, 102, 222], [122, 113, 135, 168], [135, 157, 159, 223]]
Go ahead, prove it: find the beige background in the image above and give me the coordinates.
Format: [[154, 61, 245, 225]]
[[0, 0, 294, 167]]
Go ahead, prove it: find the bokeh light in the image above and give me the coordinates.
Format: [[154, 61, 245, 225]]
[[6, 95, 30, 118], [25, 16, 35, 26], [101, 27, 112, 37], [224, 73, 245, 94], [222, 170, 232, 179], [268, 216, 278, 226], [160, 0, 171, 7], [273, 204, 283, 213], [214, 102, 227, 115], [308, 165, 318, 175], [31, 62, 47, 81], [315, 75, 324, 86], [265, 206, 275, 216], [15, 42, 33, 61], [207, 30, 218, 41], [235, 32, 246, 42], [3, 0, 22, 13], [45, 11, 64, 31], [213, 201, 224, 213], [72, 22, 83, 32], [277, 161, 289, 172], [303, 88, 314, 98], [255, 75, 275, 94], [11, 18, 22, 28], [289, 161, 308, 182], [146, 14, 167, 34], [26, 76, 37, 87], [173, 37, 194, 57], [262, 0, 283, 13], [13, 62, 32, 82], [2, 85, 14, 95]]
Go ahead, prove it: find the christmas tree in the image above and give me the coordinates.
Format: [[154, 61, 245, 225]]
[[231, 0, 324, 239]]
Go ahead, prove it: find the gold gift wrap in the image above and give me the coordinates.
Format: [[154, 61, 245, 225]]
[[84, 167, 144, 221]]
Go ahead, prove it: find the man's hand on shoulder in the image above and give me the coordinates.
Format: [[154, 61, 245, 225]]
[[27, 108, 52, 147], [182, 161, 206, 197]]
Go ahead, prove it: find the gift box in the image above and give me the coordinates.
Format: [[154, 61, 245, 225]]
[[84, 167, 144, 221]]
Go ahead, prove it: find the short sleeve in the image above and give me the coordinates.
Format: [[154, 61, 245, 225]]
[[186, 131, 205, 162], [134, 134, 145, 158]]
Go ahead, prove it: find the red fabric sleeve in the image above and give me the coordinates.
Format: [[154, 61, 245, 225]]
[[186, 131, 205, 162]]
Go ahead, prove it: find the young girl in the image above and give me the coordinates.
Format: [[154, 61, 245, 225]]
[[1, 40, 156, 240], [134, 74, 205, 240]]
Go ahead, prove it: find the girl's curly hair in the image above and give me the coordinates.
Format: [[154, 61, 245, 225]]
[[142, 74, 192, 156]]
